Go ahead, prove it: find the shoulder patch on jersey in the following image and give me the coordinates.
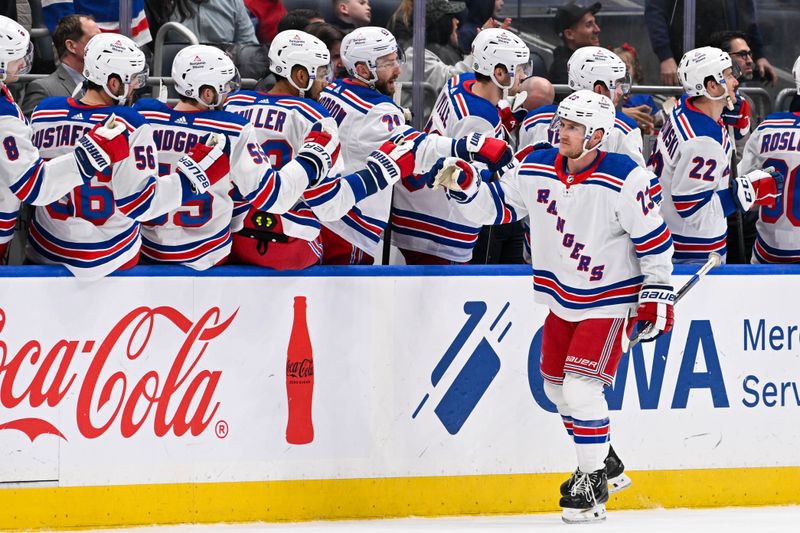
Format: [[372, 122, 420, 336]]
[[522, 104, 558, 130], [596, 152, 638, 181], [446, 73, 501, 127], [614, 111, 638, 133], [757, 112, 800, 131]]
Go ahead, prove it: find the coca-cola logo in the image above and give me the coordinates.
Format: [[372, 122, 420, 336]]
[[286, 359, 313, 379], [0, 306, 237, 442]]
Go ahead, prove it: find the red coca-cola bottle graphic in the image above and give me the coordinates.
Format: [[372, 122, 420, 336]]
[[286, 296, 314, 444]]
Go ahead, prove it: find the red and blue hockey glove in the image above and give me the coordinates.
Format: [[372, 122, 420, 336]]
[[454, 132, 512, 171], [430, 157, 479, 195], [176, 133, 229, 201], [296, 123, 340, 185], [74, 114, 129, 180], [732, 166, 784, 211], [721, 94, 751, 131], [631, 284, 675, 343], [347, 139, 415, 201]]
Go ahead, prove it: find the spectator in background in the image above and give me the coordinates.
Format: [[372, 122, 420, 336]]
[[148, 0, 258, 45], [457, 0, 510, 56], [386, 0, 413, 49], [22, 14, 101, 117], [278, 8, 324, 33], [613, 42, 660, 134], [645, 0, 776, 86], [44, 0, 151, 47], [396, 0, 471, 112], [329, 0, 371, 33], [305, 22, 346, 79], [548, 1, 600, 85], [244, 0, 287, 43], [792, 56, 800, 113]]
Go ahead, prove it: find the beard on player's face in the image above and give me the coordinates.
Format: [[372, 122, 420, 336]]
[[375, 75, 397, 96]]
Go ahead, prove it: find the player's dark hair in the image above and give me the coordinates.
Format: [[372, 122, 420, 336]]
[[53, 14, 95, 60], [475, 72, 492, 83], [707, 30, 750, 53]]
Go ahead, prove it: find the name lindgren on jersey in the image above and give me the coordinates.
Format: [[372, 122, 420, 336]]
[[316, 79, 455, 256], [28, 97, 184, 279], [648, 96, 733, 263], [449, 148, 672, 321], [738, 111, 800, 263], [519, 104, 645, 167], [391, 73, 503, 262]]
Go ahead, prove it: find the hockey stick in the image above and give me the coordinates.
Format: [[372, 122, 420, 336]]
[[622, 252, 722, 352], [728, 122, 747, 262]]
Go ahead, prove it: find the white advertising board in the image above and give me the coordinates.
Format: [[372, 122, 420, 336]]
[[0, 266, 797, 488]]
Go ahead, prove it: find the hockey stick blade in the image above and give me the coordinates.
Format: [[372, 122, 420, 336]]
[[622, 252, 722, 352]]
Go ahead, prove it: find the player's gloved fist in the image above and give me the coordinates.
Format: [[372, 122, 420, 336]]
[[632, 284, 675, 343], [722, 93, 751, 131], [297, 123, 340, 185], [365, 139, 415, 188], [431, 157, 479, 194], [497, 100, 519, 135], [454, 132, 512, 171], [176, 133, 229, 197], [74, 113, 129, 180], [732, 166, 784, 211]]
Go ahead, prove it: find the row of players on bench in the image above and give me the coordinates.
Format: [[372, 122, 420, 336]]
[[0, 17, 790, 278]]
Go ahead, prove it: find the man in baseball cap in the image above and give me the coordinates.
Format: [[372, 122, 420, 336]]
[[548, 1, 601, 84]]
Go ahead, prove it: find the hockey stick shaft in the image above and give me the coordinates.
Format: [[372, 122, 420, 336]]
[[727, 123, 747, 262], [624, 252, 722, 351]]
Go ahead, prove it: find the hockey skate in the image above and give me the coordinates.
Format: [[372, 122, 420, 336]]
[[560, 446, 631, 496], [560, 468, 609, 524], [605, 445, 632, 494]]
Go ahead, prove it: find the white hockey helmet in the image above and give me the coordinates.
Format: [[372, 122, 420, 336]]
[[173, 45, 240, 108], [0, 15, 32, 82], [269, 30, 331, 97], [471, 28, 532, 91], [567, 46, 631, 97], [793, 55, 800, 95], [83, 33, 148, 105], [678, 46, 739, 101], [341, 26, 402, 87], [553, 89, 615, 156]]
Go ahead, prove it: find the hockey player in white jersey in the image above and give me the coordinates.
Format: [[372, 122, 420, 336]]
[[317, 26, 513, 264], [520, 46, 645, 168], [390, 28, 530, 265], [0, 15, 130, 261], [736, 53, 800, 263], [431, 90, 674, 523], [28, 33, 230, 279], [649, 46, 782, 263], [135, 44, 341, 269], [225, 30, 418, 269]]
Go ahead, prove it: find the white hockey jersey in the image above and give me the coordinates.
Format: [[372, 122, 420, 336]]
[[519, 104, 646, 167], [316, 79, 455, 257], [134, 98, 317, 269], [390, 73, 503, 262], [648, 96, 735, 263], [28, 97, 185, 279], [738, 111, 800, 263], [450, 148, 673, 321], [0, 88, 90, 244]]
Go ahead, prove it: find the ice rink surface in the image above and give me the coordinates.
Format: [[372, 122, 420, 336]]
[[76, 506, 799, 533]]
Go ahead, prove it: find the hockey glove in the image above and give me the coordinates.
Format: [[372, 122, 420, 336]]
[[74, 114, 129, 181], [731, 166, 784, 211], [454, 133, 512, 171], [496, 93, 528, 136], [431, 157, 479, 195], [348, 140, 414, 201], [721, 94, 751, 132], [296, 123, 340, 186], [631, 284, 675, 343], [176, 133, 229, 199]]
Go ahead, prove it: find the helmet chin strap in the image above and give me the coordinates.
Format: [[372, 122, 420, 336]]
[[491, 66, 515, 101], [352, 67, 377, 89], [288, 68, 316, 98], [574, 130, 602, 159]]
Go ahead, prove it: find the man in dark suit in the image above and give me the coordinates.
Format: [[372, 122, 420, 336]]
[[21, 14, 100, 117]]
